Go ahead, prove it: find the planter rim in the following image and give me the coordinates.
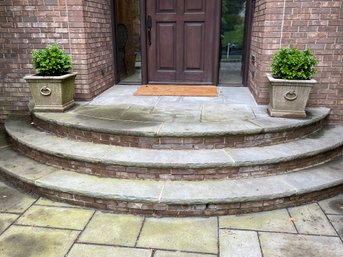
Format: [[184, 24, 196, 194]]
[[24, 72, 78, 81], [266, 73, 317, 84]]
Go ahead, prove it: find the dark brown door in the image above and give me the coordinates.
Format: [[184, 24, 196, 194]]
[[145, 0, 220, 84]]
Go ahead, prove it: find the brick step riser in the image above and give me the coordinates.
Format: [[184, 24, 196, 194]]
[[10, 138, 343, 181], [1, 171, 341, 217], [32, 116, 327, 150]]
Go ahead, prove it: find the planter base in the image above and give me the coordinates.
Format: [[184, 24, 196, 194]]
[[267, 105, 306, 118], [33, 99, 75, 112]]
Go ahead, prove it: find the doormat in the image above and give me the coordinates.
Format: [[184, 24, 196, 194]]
[[134, 85, 218, 97]]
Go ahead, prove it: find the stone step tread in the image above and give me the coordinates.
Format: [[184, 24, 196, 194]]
[[34, 106, 330, 137], [5, 119, 343, 168], [0, 147, 342, 204]]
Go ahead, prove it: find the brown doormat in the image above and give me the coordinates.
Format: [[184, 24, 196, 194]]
[[134, 85, 218, 97]]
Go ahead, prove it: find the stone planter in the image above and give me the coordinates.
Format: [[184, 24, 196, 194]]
[[266, 73, 317, 118], [24, 73, 77, 112]]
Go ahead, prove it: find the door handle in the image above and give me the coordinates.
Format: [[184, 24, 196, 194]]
[[147, 15, 152, 46]]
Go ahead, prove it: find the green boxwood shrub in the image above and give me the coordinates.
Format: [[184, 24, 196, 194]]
[[32, 44, 72, 76], [271, 47, 318, 80]]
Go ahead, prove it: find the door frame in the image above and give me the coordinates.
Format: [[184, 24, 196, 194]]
[[112, 0, 252, 86], [241, 0, 254, 86], [140, 0, 221, 85]]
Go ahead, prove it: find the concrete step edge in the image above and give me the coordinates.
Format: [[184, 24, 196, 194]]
[[33, 107, 330, 137], [0, 147, 342, 205], [5, 119, 343, 169]]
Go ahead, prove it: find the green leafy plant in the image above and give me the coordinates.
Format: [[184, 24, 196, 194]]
[[271, 47, 318, 80], [32, 44, 72, 76]]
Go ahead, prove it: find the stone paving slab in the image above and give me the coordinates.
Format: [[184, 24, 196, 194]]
[[68, 244, 152, 257], [16, 205, 94, 230], [0, 132, 7, 149], [259, 232, 343, 257], [318, 194, 343, 215], [0, 181, 37, 213], [0, 225, 79, 257], [0, 148, 57, 182], [137, 217, 218, 254], [288, 203, 337, 235], [157, 120, 261, 136], [1, 147, 343, 206], [0, 213, 18, 234], [226, 125, 343, 165], [35, 198, 75, 208], [219, 209, 296, 233], [79, 212, 144, 246], [7, 119, 343, 169], [36, 170, 163, 202], [202, 104, 255, 122], [220, 230, 262, 257], [34, 106, 330, 137], [328, 215, 343, 239], [154, 250, 215, 257]]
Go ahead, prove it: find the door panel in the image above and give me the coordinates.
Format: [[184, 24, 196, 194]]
[[184, 23, 204, 70], [146, 0, 220, 84], [185, 0, 205, 13], [157, 23, 176, 70], [157, 0, 177, 12]]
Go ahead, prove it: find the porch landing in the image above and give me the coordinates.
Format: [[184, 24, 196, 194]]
[[1, 85, 343, 216]]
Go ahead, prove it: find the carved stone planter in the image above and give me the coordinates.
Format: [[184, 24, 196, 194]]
[[24, 73, 77, 112], [266, 73, 317, 118]]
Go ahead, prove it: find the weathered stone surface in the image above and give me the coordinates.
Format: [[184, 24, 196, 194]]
[[0, 132, 8, 148], [33, 105, 330, 137], [16, 205, 94, 230], [328, 215, 343, 239], [318, 194, 343, 215], [7, 119, 343, 170], [36, 170, 163, 202], [68, 244, 152, 257], [226, 125, 343, 165], [1, 146, 343, 209], [0, 148, 57, 182], [0, 181, 37, 213], [79, 212, 144, 246], [0, 226, 79, 257], [0, 213, 18, 234], [288, 203, 337, 235], [220, 209, 296, 233], [202, 104, 255, 122], [259, 232, 343, 257], [220, 230, 262, 257], [154, 250, 214, 257], [35, 198, 74, 208], [137, 217, 218, 254]]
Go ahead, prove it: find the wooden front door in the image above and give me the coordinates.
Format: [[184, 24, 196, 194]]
[[145, 0, 220, 85]]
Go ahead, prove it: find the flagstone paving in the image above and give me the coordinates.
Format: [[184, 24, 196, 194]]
[[0, 180, 342, 257]]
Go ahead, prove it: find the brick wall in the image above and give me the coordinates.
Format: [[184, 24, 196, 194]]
[[248, 0, 343, 123], [0, 0, 115, 123], [80, 0, 115, 99]]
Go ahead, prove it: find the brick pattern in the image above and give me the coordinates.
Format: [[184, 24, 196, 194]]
[[9, 137, 343, 181], [248, 0, 343, 123], [1, 170, 342, 216], [0, 0, 115, 123], [32, 115, 326, 149]]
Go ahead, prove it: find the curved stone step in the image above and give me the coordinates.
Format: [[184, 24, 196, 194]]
[[32, 106, 330, 149], [0, 147, 342, 216], [5, 119, 343, 180]]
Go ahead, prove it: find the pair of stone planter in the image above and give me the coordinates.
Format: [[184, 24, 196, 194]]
[[24, 73, 77, 112], [266, 74, 317, 118]]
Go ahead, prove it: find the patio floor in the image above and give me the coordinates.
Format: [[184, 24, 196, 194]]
[[0, 179, 342, 257]]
